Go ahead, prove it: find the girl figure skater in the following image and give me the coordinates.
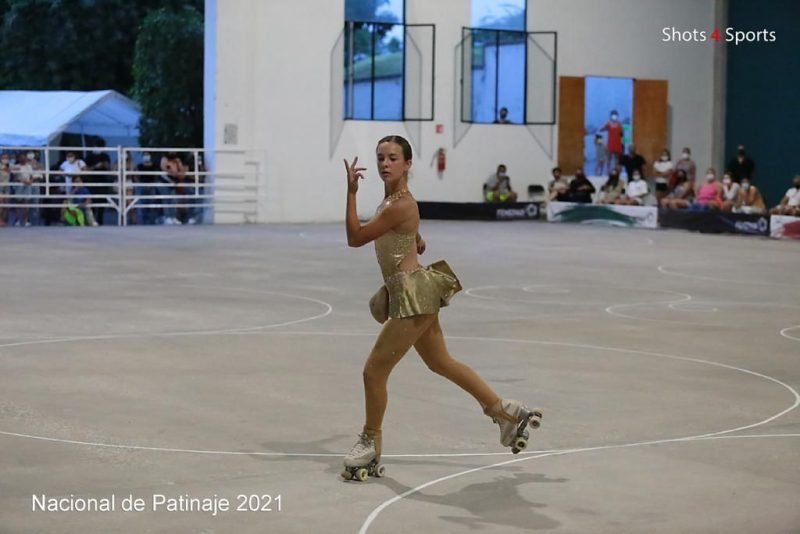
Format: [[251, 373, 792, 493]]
[[341, 136, 542, 481]]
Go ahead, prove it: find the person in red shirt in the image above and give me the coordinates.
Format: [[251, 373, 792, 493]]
[[596, 110, 624, 171]]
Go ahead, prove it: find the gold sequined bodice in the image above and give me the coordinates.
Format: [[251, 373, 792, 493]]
[[373, 192, 417, 281], [375, 229, 417, 281]]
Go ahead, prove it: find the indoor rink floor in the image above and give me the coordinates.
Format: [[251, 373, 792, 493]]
[[1, 221, 799, 533]]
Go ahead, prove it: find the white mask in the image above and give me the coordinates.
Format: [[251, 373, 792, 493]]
[[498, 172, 507, 178], [660, 156, 669, 162], [706, 174, 715, 181], [722, 178, 732, 186], [143, 155, 151, 163], [681, 152, 690, 160], [742, 182, 750, 190], [610, 115, 618, 121], [26, 152, 35, 160], [633, 174, 641, 180]]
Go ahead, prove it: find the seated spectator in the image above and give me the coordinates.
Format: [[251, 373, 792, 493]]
[[11, 153, 35, 227], [653, 149, 674, 203], [720, 172, 740, 212], [597, 169, 625, 204], [548, 167, 569, 201], [674, 146, 697, 186], [770, 175, 800, 216], [616, 170, 648, 205], [159, 152, 186, 224], [135, 152, 159, 224], [691, 168, 723, 210], [660, 169, 694, 209], [593, 134, 607, 176], [566, 170, 595, 203], [484, 164, 517, 202], [732, 177, 765, 214], [61, 175, 97, 226]]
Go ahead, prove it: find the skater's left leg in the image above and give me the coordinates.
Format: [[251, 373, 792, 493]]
[[413, 315, 500, 410]]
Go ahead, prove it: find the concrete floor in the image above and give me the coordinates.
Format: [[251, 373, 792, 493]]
[[1, 221, 799, 533]]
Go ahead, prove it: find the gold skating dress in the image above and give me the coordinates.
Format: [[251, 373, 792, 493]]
[[373, 197, 462, 319]]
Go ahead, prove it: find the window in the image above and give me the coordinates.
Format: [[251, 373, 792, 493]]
[[461, 0, 556, 125], [343, 0, 434, 121]]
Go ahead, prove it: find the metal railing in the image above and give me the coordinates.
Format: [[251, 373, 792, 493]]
[[0, 146, 259, 227]]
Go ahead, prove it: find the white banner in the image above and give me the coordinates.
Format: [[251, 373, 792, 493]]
[[547, 202, 658, 229], [770, 215, 800, 240]]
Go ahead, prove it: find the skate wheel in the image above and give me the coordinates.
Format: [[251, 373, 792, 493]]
[[533, 410, 543, 419], [355, 468, 369, 482], [515, 437, 528, 450], [511, 447, 520, 454], [530, 418, 541, 429], [341, 470, 352, 480], [375, 465, 386, 478]]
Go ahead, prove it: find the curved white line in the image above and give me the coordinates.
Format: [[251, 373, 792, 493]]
[[0, 290, 333, 350], [780, 325, 800, 342], [2, 333, 796, 459], [359, 433, 800, 533], [658, 263, 800, 288]]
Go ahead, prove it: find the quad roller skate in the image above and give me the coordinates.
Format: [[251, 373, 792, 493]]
[[341, 432, 386, 482], [485, 399, 543, 454]]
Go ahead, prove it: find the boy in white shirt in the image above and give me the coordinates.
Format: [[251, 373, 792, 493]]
[[770, 175, 800, 216], [616, 172, 649, 205]]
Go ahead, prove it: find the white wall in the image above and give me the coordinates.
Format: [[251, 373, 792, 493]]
[[209, 0, 718, 223]]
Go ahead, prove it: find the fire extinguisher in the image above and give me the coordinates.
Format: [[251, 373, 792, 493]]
[[436, 148, 446, 173]]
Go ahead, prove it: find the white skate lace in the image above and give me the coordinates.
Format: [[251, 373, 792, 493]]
[[347, 433, 374, 458]]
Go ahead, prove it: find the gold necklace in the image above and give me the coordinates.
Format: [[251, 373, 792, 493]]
[[384, 189, 410, 203]]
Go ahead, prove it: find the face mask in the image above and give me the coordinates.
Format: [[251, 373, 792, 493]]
[[143, 155, 151, 164], [498, 171, 507, 178], [661, 156, 669, 162], [26, 152, 35, 160], [706, 174, 715, 181], [633, 174, 641, 180], [610, 115, 618, 121], [722, 178, 732, 186], [67, 157, 75, 163], [681, 152, 690, 160], [742, 182, 750, 190]]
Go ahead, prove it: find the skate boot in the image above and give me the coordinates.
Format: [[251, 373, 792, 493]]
[[341, 430, 385, 481], [484, 399, 543, 454]]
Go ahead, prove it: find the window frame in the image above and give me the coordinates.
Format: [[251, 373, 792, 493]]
[[460, 26, 557, 126]]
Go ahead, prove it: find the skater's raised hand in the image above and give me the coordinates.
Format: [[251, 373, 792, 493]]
[[344, 156, 367, 194]]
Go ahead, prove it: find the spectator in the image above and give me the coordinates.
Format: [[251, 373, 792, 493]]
[[596, 110, 624, 170], [733, 176, 765, 214], [159, 152, 185, 224], [660, 169, 694, 209], [58, 151, 87, 195], [620, 144, 646, 182], [61, 175, 98, 226], [25, 151, 44, 225], [691, 168, 723, 210], [617, 169, 648, 205], [720, 172, 741, 212], [494, 106, 512, 124], [566, 170, 595, 203], [484, 164, 517, 202], [597, 168, 625, 204], [0, 153, 10, 225], [593, 134, 607, 176], [11, 153, 35, 226], [674, 146, 697, 186], [548, 167, 569, 201], [770, 175, 800, 216], [135, 151, 159, 224], [653, 148, 674, 203], [181, 153, 205, 224], [726, 144, 755, 182], [85, 139, 112, 225]]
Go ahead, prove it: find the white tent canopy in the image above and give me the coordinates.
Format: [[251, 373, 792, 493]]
[[0, 90, 141, 146]]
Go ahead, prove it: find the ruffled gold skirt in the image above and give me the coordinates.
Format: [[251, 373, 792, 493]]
[[369, 260, 462, 323]]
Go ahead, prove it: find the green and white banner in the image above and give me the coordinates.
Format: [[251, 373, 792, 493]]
[[547, 202, 658, 229]]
